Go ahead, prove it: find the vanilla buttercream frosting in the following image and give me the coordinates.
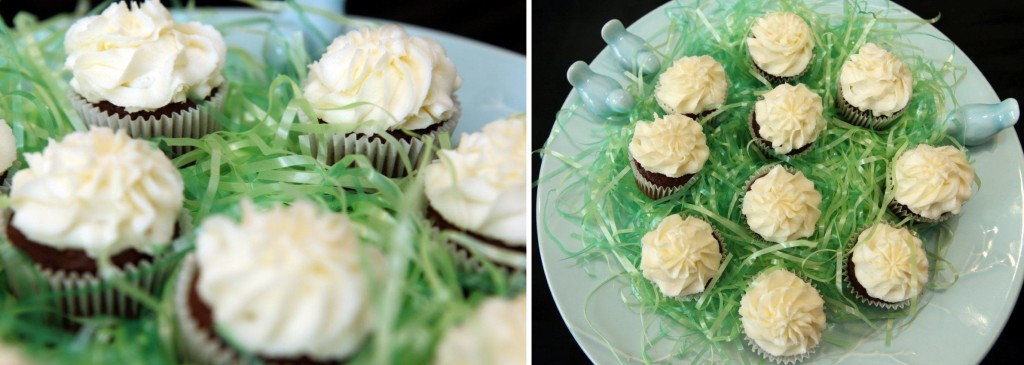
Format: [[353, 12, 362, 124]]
[[839, 43, 913, 117], [739, 269, 826, 358], [742, 166, 821, 243], [64, 0, 226, 112], [892, 145, 974, 219], [424, 114, 526, 245], [747, 12, 814, 77], [640, 215, 722, 298], [0, 119, 16, 174], [195, 200, 382, 361], [10, 128, 183, 259], [434, 294, 526, 365], [655, 56, 729, 116], [851, 223, 929, 303], [304, 25, 462, 134], [753, 83, 825, 154], [629, 114, 709, 178]]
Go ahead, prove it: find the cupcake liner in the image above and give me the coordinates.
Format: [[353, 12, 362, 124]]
[[69, 87, 227, 155], [835, 88, 904, 130], [748, 51, 815, 86], [747, 111, 816, 160], [305, 99, 461, 178], [745, 336, 815, 365], [428, 221, 526, 276], [628, 156, 700, 200], [174, 255, 243, 365], [842, 224, 921, 310]]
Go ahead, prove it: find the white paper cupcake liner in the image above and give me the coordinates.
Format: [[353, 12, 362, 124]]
[[748, 111, 817, 160], [628, 156, 699, 200], [745, 336, 815, 365], [835, 88, 904, 130], [174, 255, 242, 365], [305, 100, 461, 178], [69, 86, 227, 155], [425, 211, 526, 275]]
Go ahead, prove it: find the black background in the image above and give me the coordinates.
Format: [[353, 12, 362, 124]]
[[533, 1, 1023, 364]]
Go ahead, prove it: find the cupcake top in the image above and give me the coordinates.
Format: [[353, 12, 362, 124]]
[[742, 166, 821, 243], [424, 114, 526, 245], [640, 215, 722, 298], [64, 0, 226, 112], [628, 114, 709, 178], [739, 269, 826, 358], [655, 56, 729, 116], [0, 119, 16, 174], [195, 200, 382, 361], [434, 294, 526, 365], [753, 83, 825, 154], [10, 128, 183, 259], [839, 43, 913, 117], [304, 25, 463, 134], [851, 223, 929, 303], [892, 145, 974, 219], [746, 12, 814, 77]]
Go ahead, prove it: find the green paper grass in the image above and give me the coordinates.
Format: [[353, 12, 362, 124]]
[[542, 0, 969, 362]]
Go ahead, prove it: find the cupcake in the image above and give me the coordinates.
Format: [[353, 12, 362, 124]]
[[739, 268, 826, 364], [746, 12, 814, 84], [654, 56, 729, 123], [888, 145, 974, 223], [176, 200, 382, 364], [750, 83, 825, 158], [423, 114, 526, 272], [0, 119, 17, 185], [433, 294, 526, 365], [628, 114, 709, 199], [303, 24, 462, 177], [64, 0, 227, 154], [846, 223, 928, 309], [639, 214, 722, 299], [836, 43, 913, 129], [1, 128, 186, 318], [742, 165, 821, 243]]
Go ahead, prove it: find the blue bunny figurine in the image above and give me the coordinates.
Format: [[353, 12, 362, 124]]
[[567, 61, 634, 119], [601, 19, 661, 76], [946, 98, 1019, 146]]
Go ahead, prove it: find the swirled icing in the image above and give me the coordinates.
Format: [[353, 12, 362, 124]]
[[839, 43, 913, 117], [655, 56, 729, 115], [739, 269, 826, 357], [753, 83, 825, 154], [640, 215, 722, 297], [892, 145, 974, 219], [746, 12, 814, 77], [852, 223, 929, 303], [628, 114, 709, 178], [742, 166, 821, 243], [433, 294, 526, 365]]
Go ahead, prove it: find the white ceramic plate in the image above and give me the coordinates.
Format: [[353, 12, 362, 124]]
[[536, 1, 1024, 364]]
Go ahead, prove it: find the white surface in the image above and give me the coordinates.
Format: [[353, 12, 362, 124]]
[[536, 1, 1024, 364]]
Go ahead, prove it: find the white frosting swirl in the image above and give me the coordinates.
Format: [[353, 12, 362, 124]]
[[304, 25, 462, 134], [893, 145, 974, 219], [742, 166, 821, 243], [747, 12, 814, 77], [64, 0, 226, 112], [195, 200, 382, 361], [739, 269, 826, 357], [434, 294, 526, 365], [852, 223, 929, 303], [640, 215, 722, 297], [10, 128, 183, 258], [655, 56, 729, 115], [424, 114, 526, 245], [628, 114, 709, 178], [0, 119, 16, 174], [839, 43, 913, 117], [753, 83, 825, 154]]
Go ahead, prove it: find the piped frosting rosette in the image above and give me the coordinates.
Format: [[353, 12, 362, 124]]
[[741, 165, 822, 243], [844, 223, 929, 309], [746, 12, 815, 83], [434, 294, 526, 365], [639, 214, 723, 300], [739, 268, 826, 364], [836, 43, 913, 129], [888, 144, 974, 223]]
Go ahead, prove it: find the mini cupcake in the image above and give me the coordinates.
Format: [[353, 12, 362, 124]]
[[628, 114, 709, 199], [740, 268, 826, 364], [846, 223, 928, 309], [655, 56, 729, 123], [746, 12, 815, 84], [837, 43, 913, 129], [639, 214, 722, 300], [1, 128, 186, 318], [742, 165, 821, 243], [423, 114, 525, 272], [750, 83, 826, 158], [176, 200, 382, 364], [434, 294, 526, 365], [303, 24, 462, 177], [888, 145, 974, 223], [64, 0, 228, 154]]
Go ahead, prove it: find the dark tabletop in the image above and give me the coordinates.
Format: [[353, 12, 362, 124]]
[[532, 0, 1024, 364]]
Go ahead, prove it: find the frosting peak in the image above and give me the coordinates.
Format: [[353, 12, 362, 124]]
[[739, 269, 826, 357], [851, 223, 929, 303], [746, 12, 814, 77], [742, 166, 821, 243], [754, 83, 826, 154], [655, 56, 729, 115], [434, 294, 526, 365], [640, 215, 722, 297], [839, 43, 913, 117], [628, 114, 709, 178], [892, 145, 974, 219]]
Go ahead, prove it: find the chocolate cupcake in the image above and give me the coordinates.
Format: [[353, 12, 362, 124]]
[[888, 145, 974, 223], [628, 114, 709, 199], [836, 43, 913, 129], [640, 214, 723, 300], [302, 24, 462, 177], [739, 268, 826, 364], [742, 165, 822, 243], [423, 114, 526, 273], [746, 12, 815, 84], [655, 56, 729, 124], [845, 223, 928, 309], [749, 83, 826, 159], [64, 0, 227, 154], [434, 294, 526, 365]]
